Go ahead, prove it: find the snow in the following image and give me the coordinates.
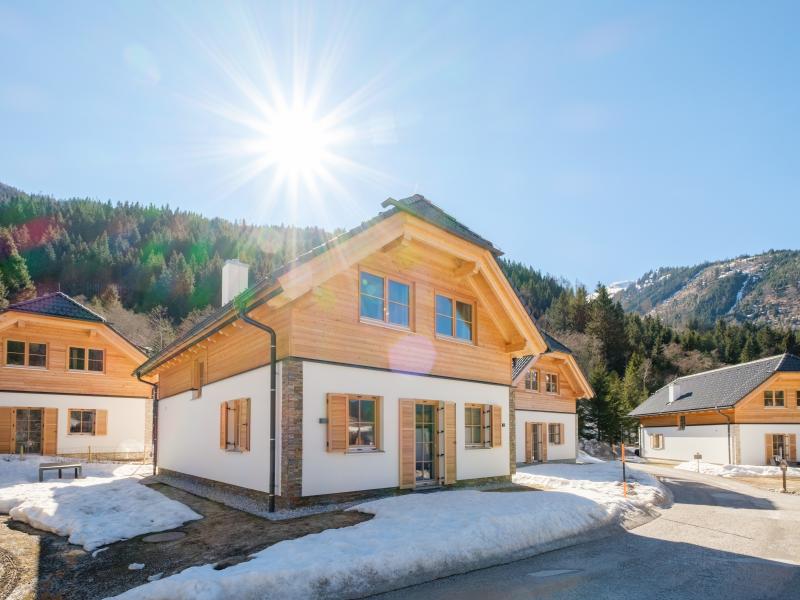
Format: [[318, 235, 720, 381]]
[[577, 450, 605, 464], [129, 563, 146, 571], [675, 460, 800, 478], [111, 463, 667, 600], [0, 455, 201, 551]]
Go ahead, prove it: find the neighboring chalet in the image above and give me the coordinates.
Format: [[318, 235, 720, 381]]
[[136, 195, 551, 509], [631, 354, 800, 466], [511, 333, 593, 464], [0, 293, 152, 458]]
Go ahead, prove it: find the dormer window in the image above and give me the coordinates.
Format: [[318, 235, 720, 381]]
[[359, 270, 411, 329], [525, 369, 539, 391]]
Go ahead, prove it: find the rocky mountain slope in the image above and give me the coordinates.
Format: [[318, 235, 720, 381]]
[[616, 251, 800, 329]]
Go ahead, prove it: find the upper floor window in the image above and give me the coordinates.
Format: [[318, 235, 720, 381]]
[[69, 347, 105, 372], [764, 390, 785, 407], [524, 369, 539, 391], [435, 293, 473, 342], [359, 271, 411, 329], [5, 340, 47, 368], [545, 373, 559, 394], [678, 415, 686, 430]]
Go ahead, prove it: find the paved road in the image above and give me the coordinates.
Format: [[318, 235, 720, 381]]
[[374, 465, 800, 600]]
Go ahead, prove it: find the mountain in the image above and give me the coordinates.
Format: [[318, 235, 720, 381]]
[[616, 251, 800, 329]]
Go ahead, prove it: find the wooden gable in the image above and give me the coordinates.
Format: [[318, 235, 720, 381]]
[[513, 353, 592, 413], [0, 312, 150, 398], [734, 372, 800, 424]]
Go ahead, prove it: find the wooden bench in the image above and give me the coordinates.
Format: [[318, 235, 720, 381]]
[[38, 462, 83, 482]]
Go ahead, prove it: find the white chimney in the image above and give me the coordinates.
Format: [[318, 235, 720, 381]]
[[668, 381, 681, 404], [221, 259, 249, 306]]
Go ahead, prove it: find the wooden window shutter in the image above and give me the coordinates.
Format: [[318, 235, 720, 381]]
[[540, 424, 548, 462], [220, 401, 228, 450], [525, 423, 532, 463], [559, 423, 565, 445], [789, 434, 797, 463], [0, 408, 12, 453], [237, 398, 251, 451], [95, 410, 108, 436], [43, 408, 58, 455], [327, 394, 348, 453], [491, 405, 502, 448], [399, 399, 415, 489], [765, 434, 772, 464], [444, 401, 457, 484]]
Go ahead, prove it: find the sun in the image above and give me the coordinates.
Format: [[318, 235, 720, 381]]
[[262, 105, 330, 181]]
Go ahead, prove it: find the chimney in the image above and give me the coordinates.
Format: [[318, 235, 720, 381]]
[[668, 381, 681, 404], [221, 259, 249, 306]]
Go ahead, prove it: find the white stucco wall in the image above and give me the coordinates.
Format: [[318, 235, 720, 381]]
[[514, 409, 577, 463], [641, 425, 730, 464], [156, 366, 273, 492], [302, 361, 511, 497], [0, 391, 146, 454], [738, 424, 800, 465]]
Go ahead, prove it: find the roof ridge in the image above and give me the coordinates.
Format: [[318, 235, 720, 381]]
[[673, 353, 787, 382]]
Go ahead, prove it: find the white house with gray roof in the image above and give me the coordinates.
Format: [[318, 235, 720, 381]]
[[631, 354, 800, 466]]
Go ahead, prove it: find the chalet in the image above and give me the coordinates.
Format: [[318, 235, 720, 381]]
[[630, 354, 800, 466], [0, 293, 152, 458], [135, 195, 552, 509], [511, 332, 593, 464]]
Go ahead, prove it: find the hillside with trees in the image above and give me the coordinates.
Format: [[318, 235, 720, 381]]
[[0, 182, 334, 349]]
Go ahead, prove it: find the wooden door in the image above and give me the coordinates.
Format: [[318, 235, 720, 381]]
[[42, 408, 58, 455], [0, 408, 13, 453]]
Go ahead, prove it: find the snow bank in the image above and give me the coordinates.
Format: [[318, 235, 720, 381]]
[[577, 450, 605, 464], [0, 455, 201, 551], [675, 460, 800, 478], [111, 463, 666, 600]]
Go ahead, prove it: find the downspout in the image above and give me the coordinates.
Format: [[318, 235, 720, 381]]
[[136, 373, 158, 476], [239, 311, 277, 513], [714, 405, 732, 464]]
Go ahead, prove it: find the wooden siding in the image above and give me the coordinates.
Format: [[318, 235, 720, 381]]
[[513, 355, 580, 413], [734, 373, 800, 424], [0, 314, 149, 398], [638, 410, 733, 427], [291, 246, 511, 385], [156, 302, 292, 399]]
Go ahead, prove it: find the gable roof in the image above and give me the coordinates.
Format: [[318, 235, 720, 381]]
[[630, 353, 800, 416], [137, 195, 542, 377], [5, 292, 105, 322], [2, 292, 146, 357], [381, 195, 502, 256], [511, 331, 572, 379]]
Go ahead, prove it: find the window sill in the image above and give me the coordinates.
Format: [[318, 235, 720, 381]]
[[67, 433, 96, 437], [465, 444, 491, 450], [3, 365, 48, 370], [359, 317, 412, 334], [435, 334, 475, 347], [764, 406, 786, 409], [346, 448, 384, 454], [68, 370, 105, 375]]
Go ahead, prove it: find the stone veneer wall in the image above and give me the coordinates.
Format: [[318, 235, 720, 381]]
[[508, 387, 517, 475], [279, 358, 304, 508]]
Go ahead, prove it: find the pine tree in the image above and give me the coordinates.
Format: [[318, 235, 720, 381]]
[[0, 227, 35, 301], [740, 335, 761, 362], [587, 284, 629, 375]]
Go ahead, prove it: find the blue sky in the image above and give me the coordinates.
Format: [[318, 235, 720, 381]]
[[1, 1, 798, 286]]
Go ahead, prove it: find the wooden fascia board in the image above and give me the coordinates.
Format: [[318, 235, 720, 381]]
[[275, 214, 407, 304], [465, 275, 512, 345], [480, 255, 547, 355], [560, 353, 594, 398]]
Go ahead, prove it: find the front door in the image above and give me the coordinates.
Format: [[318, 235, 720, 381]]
[[526, 422, 547, 463], [415, 403, 436, 483], [15, 408, 43, 454]]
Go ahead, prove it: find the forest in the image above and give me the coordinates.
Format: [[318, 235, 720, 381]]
[[2, 183, 798, 443]]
